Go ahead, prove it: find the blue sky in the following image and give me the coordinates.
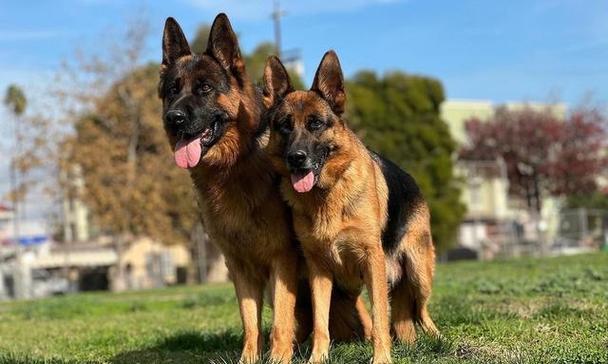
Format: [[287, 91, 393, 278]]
[[1, 0, 607, 105], [0, 0, 607, 216]]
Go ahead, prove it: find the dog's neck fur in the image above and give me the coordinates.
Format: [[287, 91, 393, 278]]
[[189, 84, 276, 207]]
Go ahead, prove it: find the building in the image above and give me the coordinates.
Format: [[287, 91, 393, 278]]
[[441, 99, 567, 259], [1, 236, 190, 300], [282, 48, 305, 79], [1, 189, 191, 300], [0, 202, 52, 300], [0, 204, 13, 300], [441, 99, 566, 145], [59, 165, 228, 285], [61, 165, 91, 243], [0, 203, 13, 246]]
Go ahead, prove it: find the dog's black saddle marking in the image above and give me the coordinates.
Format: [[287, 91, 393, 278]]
[[370, 151, 424, 254]]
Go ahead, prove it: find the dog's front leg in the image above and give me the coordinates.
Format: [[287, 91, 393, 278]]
[[230, 265, 264, 364], [269, 253, 298, 363], [364, 244, 392, 364], [307, 259, 333, 364]]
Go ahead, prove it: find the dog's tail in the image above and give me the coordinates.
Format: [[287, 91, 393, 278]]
[[295, 280, 371, 343]]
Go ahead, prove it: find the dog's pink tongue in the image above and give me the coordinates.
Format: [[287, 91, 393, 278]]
[[290, 171, 315, 193], [174, 138, 202, 169]]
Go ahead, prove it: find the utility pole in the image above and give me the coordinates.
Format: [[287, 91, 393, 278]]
[[9, 107, 24, 299], [271, 0, 285, 58]]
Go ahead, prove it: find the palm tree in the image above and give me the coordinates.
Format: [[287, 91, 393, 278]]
[[4, 84, 27, 299], [4, 85, 27, 116], [3, 84, 27, 222]]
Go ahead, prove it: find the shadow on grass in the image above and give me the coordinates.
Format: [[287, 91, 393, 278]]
[[0, 332, 246, 364], [108, 329, 455, 364], [0, 330, 455, 364], [110, 330, 245, 364]]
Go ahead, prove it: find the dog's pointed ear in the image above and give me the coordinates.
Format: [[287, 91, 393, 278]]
[[206, 13, 245, 76], [263, 56, 293, 108], [311, 50, 346, 116], [162, 17, 191, 68]]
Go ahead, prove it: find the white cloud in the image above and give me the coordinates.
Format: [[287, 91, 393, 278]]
[[183, 0, 403, 20]]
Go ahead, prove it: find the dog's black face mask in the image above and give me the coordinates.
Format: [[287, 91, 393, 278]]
[[160, 55, 232, 168], [272, 109, 333, 193]]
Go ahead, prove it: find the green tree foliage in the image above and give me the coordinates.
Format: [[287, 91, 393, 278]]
[[190, 25, 211, 54], [3, 84, 32, 204], [346, 71, 465, 251], [566, 191, 608, 210], [4, 84, 27, 116], [245, 42, 305, 89], [191, 29, 305, 89], [245, 42, 278, 84]]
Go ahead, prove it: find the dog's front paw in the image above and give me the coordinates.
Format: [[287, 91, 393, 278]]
[[269, 348, 293, 364], [238, 351, 259, 364], [307, 352, 329, 364], [371, 351, 392, 364]]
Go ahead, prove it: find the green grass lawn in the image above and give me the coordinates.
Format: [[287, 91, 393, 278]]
[[1, 253, 607, 364]]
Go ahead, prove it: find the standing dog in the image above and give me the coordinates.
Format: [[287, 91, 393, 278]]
[[160, 15, 370, 363], [263, 52, 440, 364]]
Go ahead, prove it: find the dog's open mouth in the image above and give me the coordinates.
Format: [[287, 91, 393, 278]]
[[174, 122, 218, 169], [290, 170, 315, 193]]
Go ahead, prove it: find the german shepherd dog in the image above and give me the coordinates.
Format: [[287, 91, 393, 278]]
[[160, 15, 369, 363], [262, 52, 440, 363]]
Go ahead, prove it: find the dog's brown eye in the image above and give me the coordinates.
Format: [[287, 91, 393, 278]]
[[195, 83, 213, 96], [169, 79, 181, 96], [276, 116, 293, 135], [307, 115, 325, 131]]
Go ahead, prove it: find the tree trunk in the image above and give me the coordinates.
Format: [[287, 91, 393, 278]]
[[205, 238, 228, 283], [189, 221, 207, 283]]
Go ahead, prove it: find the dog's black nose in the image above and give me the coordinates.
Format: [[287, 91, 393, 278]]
[[166, 110, 187, 126], [287, 150, 307, 168]]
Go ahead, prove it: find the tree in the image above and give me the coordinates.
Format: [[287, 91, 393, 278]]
[[549, 109, 608, 196], [4, 85, 26, 115], [566, 191, 608, 210], [3, 85, 27, 216], [190, 24, 211, 54], [191, 28, 305, 89], [3, 84, 27, 299], [65, 64, 197, 244], [346, 71, 465, 252], [460, 107, 608, 211]]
